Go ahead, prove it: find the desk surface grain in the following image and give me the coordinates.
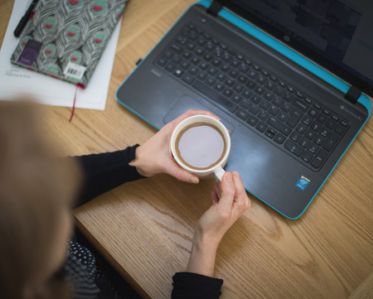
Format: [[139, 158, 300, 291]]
[[1, 1, 373, 298]]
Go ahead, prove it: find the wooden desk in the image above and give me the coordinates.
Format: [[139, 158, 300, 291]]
[[1, 1, 373, 298]]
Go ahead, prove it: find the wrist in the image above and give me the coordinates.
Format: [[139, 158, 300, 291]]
[[130, 145, 151, 177], [193, 227, 221, 254]]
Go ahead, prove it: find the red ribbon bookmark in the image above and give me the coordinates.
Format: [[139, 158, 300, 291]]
[[69, 83, 85, 122]]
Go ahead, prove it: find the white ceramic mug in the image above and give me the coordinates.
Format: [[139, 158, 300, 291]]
[[170, 114, 231, 181]]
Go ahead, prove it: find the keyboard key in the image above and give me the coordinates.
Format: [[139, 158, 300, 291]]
[[302, 116, 312, 126], [319, 128, 329, 137], [265, 128, 277, 139], [214, 83, 224, 91], [235, 108, 249, 121], [250, 96, 261, 105], [206, 77, 215, 86], [311, 122, 321, 131], [247, 102, 260, 115], [229, 69, 238, 78], [322, 139, 336, 152], [247, 80, 256, 89], [247, 116, 259, 127], [226, 78, 235, 87], [299, 138, 311, 148], [189, 66, 198, 74], [268, 104, 280, 116], [341, 119, 349, 127], [174, 69, 184, 77], [277, 111, 287, 122], [317, 114, 327, 123], [221, 64, 230, 72], [257, 110, 269, 121], [323, 109, 330, 116], [264, 92, 273, 101], [335, 124, 348, 135], [311, 149, 328, 169], [290, 132, 301, 142], [204, 53, 212, 61], [274, 134, 286, 144], [305, 129, 316, 140], [232, 95, 242, 103], [200, 62, 208, 70], [234, 84, 244, 93], [304, 97, 312, 104], [171, 44, 182, 52], [294, 100, 308, 111], [166, 63, 176, 72], [243, 90, 253, 100], [296, 124, 307, 134], [256, 122, 267, 132], [325, 116, 336, 127], [285, 140, 303, 156], [301, 151, 314, 163], [308, 144, 319, 154], [268, 117, 291, 135], [223, 89, 233, 97], [191, 57, 200, 64], [181, 73, 193, 83], [314, 135, 324, 145], [238, 75, 247, 84], [197, 72, 207, 80], [309, 109, 318, 117]]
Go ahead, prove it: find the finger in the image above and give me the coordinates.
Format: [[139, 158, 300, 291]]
[[166, 160, 199, 184], [219, 172, 235, 209], [232, 172, 246, 197], [232, 172, 251, 213]]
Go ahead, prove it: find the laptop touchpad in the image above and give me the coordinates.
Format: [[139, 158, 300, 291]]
[[163, 95, 235, 133]]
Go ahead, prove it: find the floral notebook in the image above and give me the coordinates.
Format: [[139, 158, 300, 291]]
[[11, 0, 128, 87]]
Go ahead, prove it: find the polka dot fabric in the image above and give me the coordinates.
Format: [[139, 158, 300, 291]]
[[65, 241, 100, 299]]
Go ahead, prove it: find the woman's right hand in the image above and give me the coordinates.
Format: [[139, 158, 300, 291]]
[[197, 172, 251, 248], [186, 172, 251, 276]]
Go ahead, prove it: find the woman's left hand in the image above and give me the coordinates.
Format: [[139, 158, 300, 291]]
[[130, 109, 218, 183]]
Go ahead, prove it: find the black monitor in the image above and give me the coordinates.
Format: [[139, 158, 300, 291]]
[[223, 0, 373, 98]]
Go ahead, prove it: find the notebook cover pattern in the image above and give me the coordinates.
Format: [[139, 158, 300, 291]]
[[11, 0, 128, 87]]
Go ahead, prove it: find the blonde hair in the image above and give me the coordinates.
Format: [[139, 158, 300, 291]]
[[0, 101, 80, 299]]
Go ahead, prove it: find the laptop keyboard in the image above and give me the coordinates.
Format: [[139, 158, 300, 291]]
[[155, 23, 351, 170]]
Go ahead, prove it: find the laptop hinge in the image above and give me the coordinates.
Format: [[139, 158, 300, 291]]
[[207, 0, 223, 16], [345, 86, 361, 104]]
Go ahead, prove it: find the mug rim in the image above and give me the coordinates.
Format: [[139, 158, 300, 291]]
[[170, 114, 231, 174]]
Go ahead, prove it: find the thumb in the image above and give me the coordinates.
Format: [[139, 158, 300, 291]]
[[167, 161, 199, 184]]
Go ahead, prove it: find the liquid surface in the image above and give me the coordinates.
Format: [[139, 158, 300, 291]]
[[176, 124, 226, 170]]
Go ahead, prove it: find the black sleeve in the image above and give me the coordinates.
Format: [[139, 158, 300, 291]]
[[75, 145, 144, 207], [171, 272, 223, 299]]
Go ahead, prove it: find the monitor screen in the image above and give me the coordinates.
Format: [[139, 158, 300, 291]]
[[224, 0, 373, 97]]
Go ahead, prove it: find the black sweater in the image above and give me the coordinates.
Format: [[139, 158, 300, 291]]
[[75, 145, 223, 299]]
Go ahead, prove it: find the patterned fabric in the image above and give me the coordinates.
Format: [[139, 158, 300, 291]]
[[65, 240, 100, 299], [11, 0, 128, 86]]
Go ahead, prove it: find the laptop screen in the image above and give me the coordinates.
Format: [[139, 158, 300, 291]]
[[224, 0, 373, 97]]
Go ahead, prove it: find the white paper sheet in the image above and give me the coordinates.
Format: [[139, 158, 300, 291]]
[[0, 0, 121, 110]]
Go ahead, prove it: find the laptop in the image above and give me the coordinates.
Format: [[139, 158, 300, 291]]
[[116, 0, 372, 220]]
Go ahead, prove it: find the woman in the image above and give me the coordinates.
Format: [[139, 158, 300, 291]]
[[0, 102, 251, 299]]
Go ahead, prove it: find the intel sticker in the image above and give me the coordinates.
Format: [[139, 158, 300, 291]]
[[296, 176, 311, 191]]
